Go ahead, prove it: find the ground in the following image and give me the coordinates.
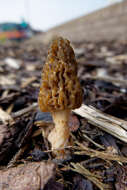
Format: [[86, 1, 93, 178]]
[[0, 39, 127, 190]]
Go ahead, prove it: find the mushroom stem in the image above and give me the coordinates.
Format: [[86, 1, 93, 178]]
[[48, 110, 70, 156]]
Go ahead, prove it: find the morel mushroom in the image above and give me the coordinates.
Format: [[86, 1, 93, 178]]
[[38, 37, 83, 156]]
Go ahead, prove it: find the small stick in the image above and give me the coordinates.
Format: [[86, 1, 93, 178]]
[[70, 163, 111, 190], [75, 142, 127, 163], [43, 145, 73, 153], [12, 103, 38, 118], [82, 132, 105, 150], [21, 76, 37, 88], [7, 145, 28, 168]]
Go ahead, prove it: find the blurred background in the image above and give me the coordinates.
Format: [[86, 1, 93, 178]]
[[0, 0, 124, 42], [0, 0, 122, 30]]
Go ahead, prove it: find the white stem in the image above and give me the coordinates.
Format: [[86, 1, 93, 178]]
[[48, 110, 70, 155]]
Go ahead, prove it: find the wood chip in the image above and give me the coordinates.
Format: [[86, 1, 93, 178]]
[[4, 57, 21, 69], [0, 107, 13, 124], [21, 76, 37, 88], [73, 104, 127, 143], [0, 76, 15, 86]]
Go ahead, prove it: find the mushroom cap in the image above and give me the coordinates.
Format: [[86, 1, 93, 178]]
[[38, 37, 83, 112]]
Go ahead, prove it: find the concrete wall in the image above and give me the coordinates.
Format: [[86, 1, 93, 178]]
[[42, 1, 127, 43]]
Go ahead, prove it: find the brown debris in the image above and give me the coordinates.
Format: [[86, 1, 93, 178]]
[[43, 178, 64, 190], [0, 124, 11, 145], [72, 175, 93, 190], [115, 166, 127, 190]]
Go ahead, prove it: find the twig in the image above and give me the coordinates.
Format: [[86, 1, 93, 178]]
[[7, 145, 28, 168], [73, 104, 127, 143], [82, 132, 105, 150], [12, 103, 38, 118], [75, 142, 127, 163], [70, 163, 111, 190], [21, 76, 37, 88], [43, 145, 73, 153]]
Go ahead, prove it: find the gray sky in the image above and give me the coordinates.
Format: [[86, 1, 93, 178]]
[[0, 0, 122, 31]]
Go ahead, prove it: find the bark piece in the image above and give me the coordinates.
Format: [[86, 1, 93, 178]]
[[0, 162, 55, 190]]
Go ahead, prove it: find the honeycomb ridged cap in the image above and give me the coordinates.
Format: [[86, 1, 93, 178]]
[[38, 37, 83, 112]]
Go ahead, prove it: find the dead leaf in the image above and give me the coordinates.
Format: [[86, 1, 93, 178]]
[[69, 114, 80, 132]]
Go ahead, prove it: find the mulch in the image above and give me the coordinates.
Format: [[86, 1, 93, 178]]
[[0, 39, 127, 190]]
